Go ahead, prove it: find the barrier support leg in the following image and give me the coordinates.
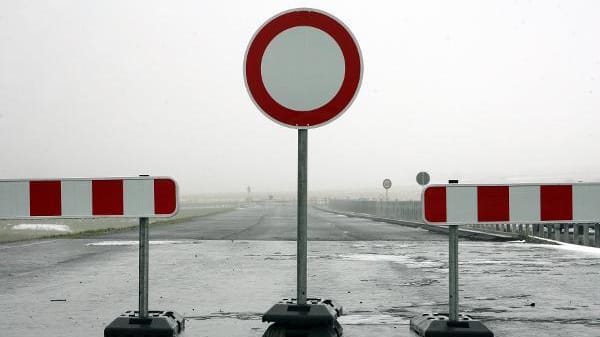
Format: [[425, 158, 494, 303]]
[[449, 225, 459, 321], [139, 217, 149, 318], [409, 224, 493, 336], [262, 129, 343, 337], [104, 216, 185, 336]]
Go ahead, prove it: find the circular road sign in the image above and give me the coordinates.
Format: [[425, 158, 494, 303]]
[[244, 8, 363, 129], [416, 172, 430, 186], [383, 179, 392, 190]]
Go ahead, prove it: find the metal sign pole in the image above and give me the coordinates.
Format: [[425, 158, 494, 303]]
[[411, 178, 493, 336], [419, 186, 424, 220], [448, 224, 459, 321], [139, 217, 149, 318], [297, 129, 308, 305]]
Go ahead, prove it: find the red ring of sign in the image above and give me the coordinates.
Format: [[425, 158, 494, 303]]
[[245, 9, 362, 128]]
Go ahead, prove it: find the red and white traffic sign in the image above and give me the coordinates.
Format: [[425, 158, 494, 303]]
[[0, 177, 178, 219], [383, 179, 392, 189], [423, 183, 600, 225], [244, 8, 362, 128]]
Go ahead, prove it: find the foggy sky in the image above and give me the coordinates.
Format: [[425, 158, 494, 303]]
[[1, 1, 599, 196]]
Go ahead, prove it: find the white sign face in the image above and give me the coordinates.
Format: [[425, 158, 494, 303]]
[[416, 172, 431, 186], [261, 26, 345, 111]]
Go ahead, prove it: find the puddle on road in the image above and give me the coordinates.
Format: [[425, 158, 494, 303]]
[[350, 242, 412, 249], [340, 253, 443, 268], [185, 311, 410, 326], [462, 260, 553, 266], [545, 242, 600, 256], [483, 316, 598, 326], [468, 307, 509, 313], [399, 278, 440, 286], [555, 306, 578, 311], [10, 224, 72, 232], [86, 240, 199, 246], [186, 311, 262, 321], [339, 314, 409, 325]]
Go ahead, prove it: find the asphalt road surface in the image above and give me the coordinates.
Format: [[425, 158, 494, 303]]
[[92, 202, 445, 241], [1, 203, 599, 337]]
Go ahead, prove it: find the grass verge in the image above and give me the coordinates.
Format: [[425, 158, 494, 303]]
[[0, 207, 235, 243]]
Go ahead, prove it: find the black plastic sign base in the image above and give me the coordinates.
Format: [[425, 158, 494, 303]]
[[410, 313, 493, 337], [263, 322, 342, 337], [263, 298, 343, 327], [104, 310, 185, 337]]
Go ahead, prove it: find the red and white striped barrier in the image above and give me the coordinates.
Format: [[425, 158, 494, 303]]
[[0, 177, 178, 218], [423, 183, 600, 225]]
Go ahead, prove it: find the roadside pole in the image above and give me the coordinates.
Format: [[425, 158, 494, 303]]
[[448, 179, 459, 322], [297, 129, 308, 305], [139, 217, 149, 318], [416, 171, 430, 222], [411, 178, 493, 337], [105, 178, 185, 337], [245, 9, 362, 335], [382, 179, 392, 203], [448, 224, 458, 321]]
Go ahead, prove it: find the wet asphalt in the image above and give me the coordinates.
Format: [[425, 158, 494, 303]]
[[0, 203, 599, 337]]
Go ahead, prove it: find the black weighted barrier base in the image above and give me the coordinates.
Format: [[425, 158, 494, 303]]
[[263, 322, 342, 337], [104, 310, 185, 337], [262, 298, 343, 337], [410, 313, 493, 337]]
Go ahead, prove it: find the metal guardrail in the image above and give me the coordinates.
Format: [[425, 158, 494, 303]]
[[324, 199, 600, 247], [315, 205, 516, 241], [469, 222, 600, 247], [326, 199, 421, 221]]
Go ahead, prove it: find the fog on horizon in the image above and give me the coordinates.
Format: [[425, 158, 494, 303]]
[[1, 1, 599, 198]]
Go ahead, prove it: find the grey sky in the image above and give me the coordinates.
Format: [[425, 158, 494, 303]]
[[0, 1, 599, 196]]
